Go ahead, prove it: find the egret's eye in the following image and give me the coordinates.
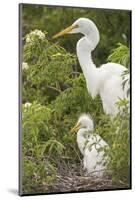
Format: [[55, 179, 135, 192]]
[[74, 24, 79, 28]]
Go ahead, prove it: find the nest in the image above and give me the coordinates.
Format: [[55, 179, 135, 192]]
[[39, 162, 126, 194]]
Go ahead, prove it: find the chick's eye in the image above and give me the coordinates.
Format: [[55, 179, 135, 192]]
[[74, 24, 79, 28]]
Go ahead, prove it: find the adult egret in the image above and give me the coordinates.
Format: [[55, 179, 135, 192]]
[[53, 18, 129, 116], [70, 114, 109, 177]]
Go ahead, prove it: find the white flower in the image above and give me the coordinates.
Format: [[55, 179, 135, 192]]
[[22, 62, 29, 70], [24, 102, 32, 108], [25, 29, 45, 43], [26, 36, 31, 43], [31, 30, 45, 39]]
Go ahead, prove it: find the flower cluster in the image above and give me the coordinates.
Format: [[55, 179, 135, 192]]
[[22, 62, 29, 70], [24, 102, 32, 108], [26, 29, 45, 43]]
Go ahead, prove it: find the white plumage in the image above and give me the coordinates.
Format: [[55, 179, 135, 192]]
[[70, 114, 109, 178], [53, 18, 130, 116]]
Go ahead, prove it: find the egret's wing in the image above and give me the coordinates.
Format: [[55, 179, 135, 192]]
[[100, 62, 126, 76]]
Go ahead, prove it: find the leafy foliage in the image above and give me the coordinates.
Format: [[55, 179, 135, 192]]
[[108, 43, 130, 69], [22, 4, 130, 65], [23, 32, 76, 105], [108, 101, 130, 185], [21, 5, 130, 194], [108, 43, 130, 97], [95, 101, 130, 185]]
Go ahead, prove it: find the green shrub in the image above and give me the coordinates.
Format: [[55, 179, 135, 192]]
[[22, 30, 76, 105], [22, 102, 60, 193], [21, 28, 130, 193]]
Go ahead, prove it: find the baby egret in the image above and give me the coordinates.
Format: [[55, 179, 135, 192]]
[[53, 18, 130, 116], [70, 114, 109, 178]]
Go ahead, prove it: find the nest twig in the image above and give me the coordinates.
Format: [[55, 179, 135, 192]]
[[38, 163, 126, 193]]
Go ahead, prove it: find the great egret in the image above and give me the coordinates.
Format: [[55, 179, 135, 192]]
[[70, 114, 109, 177], [53, 18, 129, 116]]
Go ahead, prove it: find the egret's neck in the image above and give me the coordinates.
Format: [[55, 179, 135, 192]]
[[76, 36, 100, 98], [77, 128, 90, 155]]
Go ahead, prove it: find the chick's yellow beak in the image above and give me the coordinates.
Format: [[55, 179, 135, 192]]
[[52, 25, 77, 39], [70, 122, 81, 133]]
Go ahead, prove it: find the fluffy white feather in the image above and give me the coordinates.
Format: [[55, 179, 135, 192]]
[[72, 114, 109, 178]]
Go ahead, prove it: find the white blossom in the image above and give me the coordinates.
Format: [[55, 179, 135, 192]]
[[25, 29, 45, 43], [26, 36, 31, 43], [24, 102, 32, 108], [22, 62, 29, 70]]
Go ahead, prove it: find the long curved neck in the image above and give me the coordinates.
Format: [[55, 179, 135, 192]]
[[76, 36, 100, 98], [77, 128, 89, 155], [77, 127, 91, 155]]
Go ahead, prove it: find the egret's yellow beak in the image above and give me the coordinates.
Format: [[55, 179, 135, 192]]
[[70, 122, 81, 133], [52, 24, 78, 39]]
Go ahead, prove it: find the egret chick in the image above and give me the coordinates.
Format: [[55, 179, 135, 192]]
[[70, 114, 109, 178]]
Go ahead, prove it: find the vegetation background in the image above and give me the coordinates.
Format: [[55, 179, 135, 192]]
[[21, 4, 131, 195]]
